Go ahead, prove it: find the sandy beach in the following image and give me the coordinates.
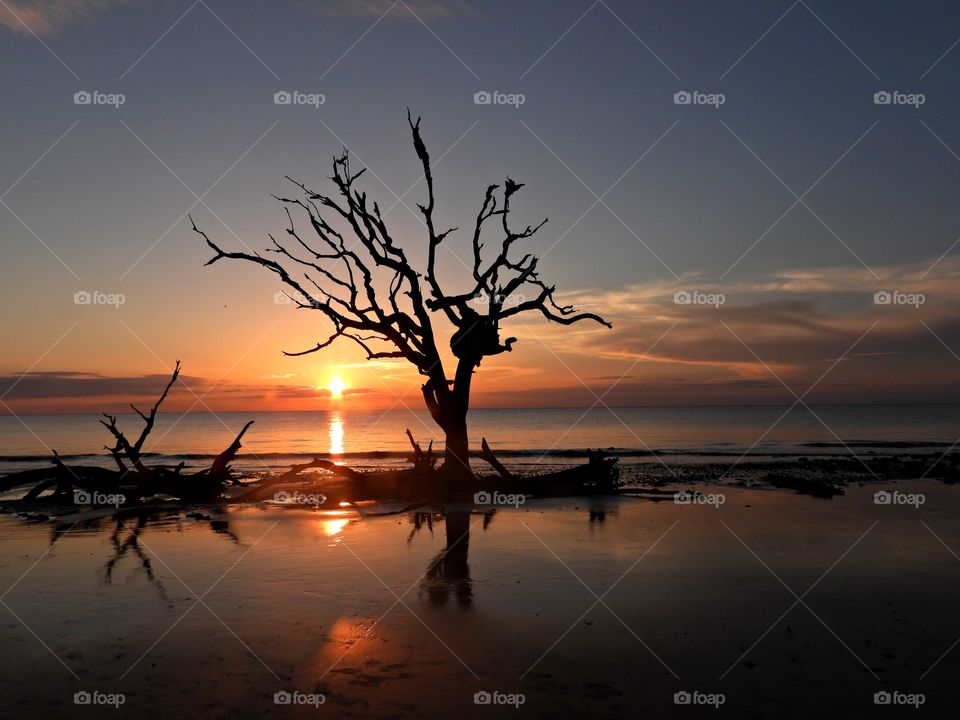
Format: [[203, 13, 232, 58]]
[[4, 0, 960, 716], [1, 480, 957, 718]]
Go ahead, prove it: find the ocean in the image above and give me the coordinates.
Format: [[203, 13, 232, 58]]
[[1, 404, 958, 477]]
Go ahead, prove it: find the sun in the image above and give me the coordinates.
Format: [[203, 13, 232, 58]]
[[328, 376, 346, 398]]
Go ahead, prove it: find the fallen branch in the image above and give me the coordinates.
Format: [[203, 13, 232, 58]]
[[207, 420, 255, 479], [479, 438, 513, 481], [406, 428, 437, 470]]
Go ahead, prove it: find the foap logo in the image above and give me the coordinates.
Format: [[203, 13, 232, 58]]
[[74, 489, 126, 507], [274, 490, 326, 507], [473, 690, 525, 708], [674, 491, 725, 508], [674, 290, 725, 308], [873, 90, 925, 108], [873, 290, 925, 308], [273, 290, 319, 307], [674, 690, 725, 708], [473, 90, 525, 108], [474, 490, 526, 508], [674, 90, 725, 108], [873, 490, 925, 508], [873, 690, 925, 708], [73, 90, 125, 108], [273, 690, 325, 707], [74, 290, 126, 308], [273, 90, 325, 108], [74, 690, 125, 708], [469, 292, 526, 309]]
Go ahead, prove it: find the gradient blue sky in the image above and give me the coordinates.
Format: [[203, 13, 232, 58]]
[[2, 0, 960, 413]]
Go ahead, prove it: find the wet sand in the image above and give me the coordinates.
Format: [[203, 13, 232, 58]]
[[1, 481, 959, 718]]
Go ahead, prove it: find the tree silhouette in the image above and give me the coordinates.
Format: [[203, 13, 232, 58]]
[[193, 113, 610, 489]]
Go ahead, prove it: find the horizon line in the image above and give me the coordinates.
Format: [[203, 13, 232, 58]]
[[4, 401, 960, 418]]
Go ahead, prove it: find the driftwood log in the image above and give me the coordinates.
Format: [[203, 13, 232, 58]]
[[1, 363, 619, 513], [0, 362, 252, 504]]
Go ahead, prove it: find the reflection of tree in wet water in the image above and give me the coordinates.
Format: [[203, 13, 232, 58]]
[[409, 506, 614, 606], [104, 514, 154, 581], [40, 509, 238, 602], [409, 510, 494, 609], [588, 503, 615, 533], [21, 504, 611, 612]]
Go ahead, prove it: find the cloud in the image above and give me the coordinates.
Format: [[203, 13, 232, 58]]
[[0, 370, 201, 399], [0, 370, 372, 410], [504, 257, 960, 404], [0, 0, 129, 36], [0, 0, 470, 37], [300, 0, 470, 21], [558, 256, 960, 310], [4, 257, 957, 411]]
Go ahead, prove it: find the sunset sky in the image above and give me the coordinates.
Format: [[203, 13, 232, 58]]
[[2, 0, 960, 414]]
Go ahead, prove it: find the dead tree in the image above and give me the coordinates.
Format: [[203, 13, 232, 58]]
[[193, 112, 610, 489], [101, 360, 181, 475], [0, 362, 253, 503]]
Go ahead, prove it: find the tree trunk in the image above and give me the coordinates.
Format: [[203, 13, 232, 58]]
[[438, 356, 478, 493], [442, 417, 471, 490], [419, 353, 477, 495]]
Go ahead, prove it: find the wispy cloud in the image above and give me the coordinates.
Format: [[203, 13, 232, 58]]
[[0, 0, 470, 37], [0, 0, 129, 36], [503, 257, 960, 404]]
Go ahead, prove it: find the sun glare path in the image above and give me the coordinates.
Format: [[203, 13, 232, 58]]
[[329, 412, 344, 457]]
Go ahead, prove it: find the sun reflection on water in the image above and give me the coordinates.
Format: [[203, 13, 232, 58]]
[[321, 518, 350, 536], [329, 411, 344, 457], [313, 509, 352, 538]]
